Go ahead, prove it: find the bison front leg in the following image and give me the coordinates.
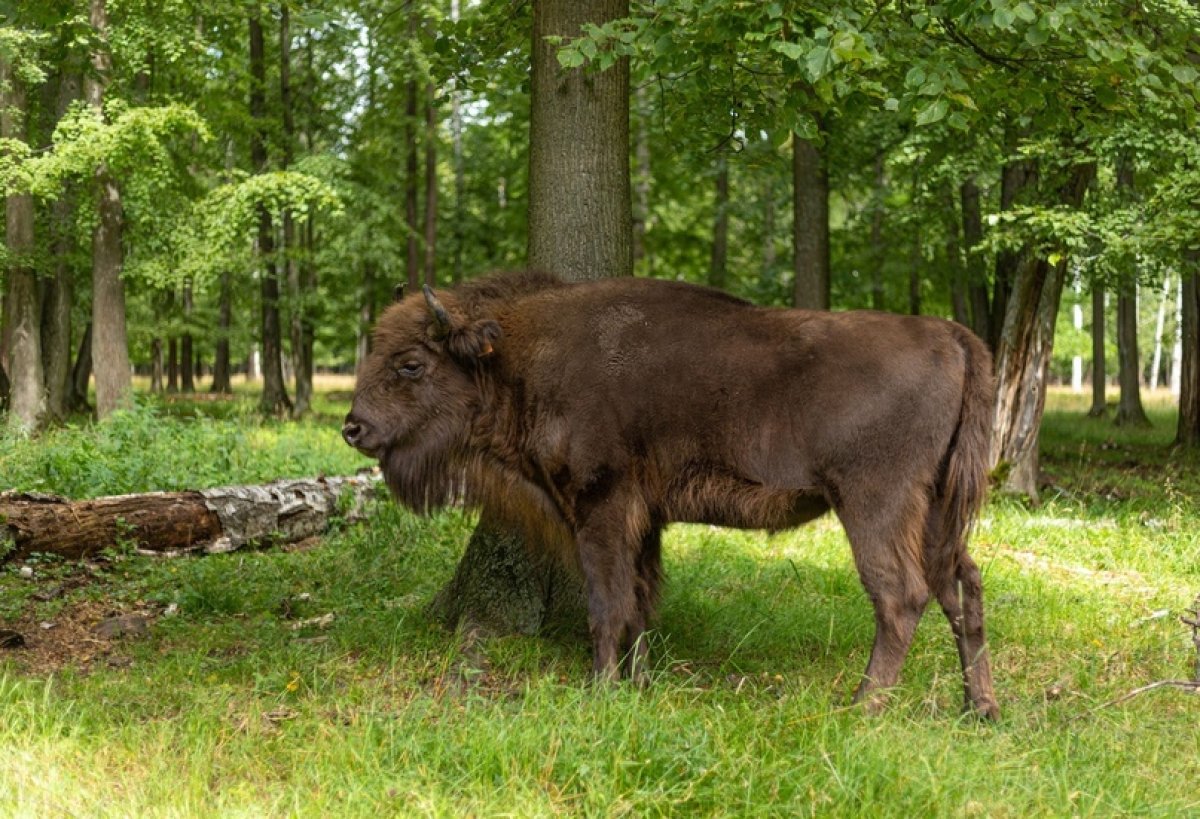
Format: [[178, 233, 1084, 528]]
[[574, 498, 650, 683]]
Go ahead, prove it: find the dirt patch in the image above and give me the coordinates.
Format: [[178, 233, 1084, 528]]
[[0, 598, 154, 676]]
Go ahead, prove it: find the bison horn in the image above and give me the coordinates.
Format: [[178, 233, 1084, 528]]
[[393, 283, 406, 302], [423, 285, 451, 337]]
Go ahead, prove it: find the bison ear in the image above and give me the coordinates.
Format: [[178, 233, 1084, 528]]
[[393, 283, 406, 302], [447, 319, 501, 362]]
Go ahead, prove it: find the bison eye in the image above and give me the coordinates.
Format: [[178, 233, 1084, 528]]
[[396, 360, 424, 379]]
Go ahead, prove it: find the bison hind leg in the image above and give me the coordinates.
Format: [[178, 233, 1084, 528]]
[[837, 487, 932, 713], [622, 525, 664, 684]]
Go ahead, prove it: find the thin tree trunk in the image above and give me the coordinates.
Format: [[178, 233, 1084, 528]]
[[793, 128, 830, 310], [167, 336, 179, 393], [991, 161, 1095, 501], [990, 157, 1036, 351], [1149, 275, 1171, 390], [250, 13, 291, 415], [1114, 158, 1149, 427], [1, 55, 44, 433], [709, 152, 729, 290], [1088, 284, 1107, 416], [869, 150, 886, 311], [355, 263, 375, 376], [69, 322, 92, 411], [450, 0, 465, 284], [404, 11, 420, 293], [211, 271, 232, 392], [947, 186, 969, 326], [1176, 252, 1200, 448], [181, 283, 195, 393], [150, 338, 163, 393], [424, 82, 437, 287], [86, 0, 133, 420], [42, 72, 81, 423], [632, 85, 651, 272], [961, 178, 990, 343]]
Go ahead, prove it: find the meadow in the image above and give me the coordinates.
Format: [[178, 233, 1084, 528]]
[[1, 387, 1198, 816]]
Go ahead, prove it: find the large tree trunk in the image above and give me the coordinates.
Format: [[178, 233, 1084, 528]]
[[86, 0, 133, 420], [1, 56, 45, 433], [1177, 252, 1200, 448], [0, 475, 381, 563], [249, 13, 291, 415], [526, 0, 631, 280], [708, 152, 729, 290], [960, 178, 990, 343], [793, 127, 829, 310], [991, 161, 1095, 501], [1088, 283, 1107, 416], [989, 157, 1036, 351], [69, 323, 92, 411], [430, 0, 631, 638]]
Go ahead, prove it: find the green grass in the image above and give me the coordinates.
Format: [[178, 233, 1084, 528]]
[[2, 388, 1198, 816]]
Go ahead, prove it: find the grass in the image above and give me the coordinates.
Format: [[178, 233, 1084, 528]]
[[2, 387, 1199, 816]]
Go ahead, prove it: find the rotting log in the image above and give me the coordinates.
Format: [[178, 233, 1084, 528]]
[[0, 474, 382, 562]]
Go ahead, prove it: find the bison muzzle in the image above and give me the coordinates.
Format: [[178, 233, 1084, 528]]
[[346, 272, 999, 718]]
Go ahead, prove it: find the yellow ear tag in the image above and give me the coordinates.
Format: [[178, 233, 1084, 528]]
[[479, 341, 494, 357]]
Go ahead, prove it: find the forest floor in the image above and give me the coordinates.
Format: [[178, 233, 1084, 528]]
[[1, 387, 1198, 816]]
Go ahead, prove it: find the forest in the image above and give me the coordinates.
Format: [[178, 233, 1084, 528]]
[[2, 0, 1200, 814]]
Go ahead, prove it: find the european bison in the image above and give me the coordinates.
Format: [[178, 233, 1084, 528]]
[[345, 272, 999, 717]]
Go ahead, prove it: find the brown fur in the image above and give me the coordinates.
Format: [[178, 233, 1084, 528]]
[[345, 272, 1000, 717]]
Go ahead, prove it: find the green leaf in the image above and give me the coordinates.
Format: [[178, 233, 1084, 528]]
[[771, 41, 806, 61], [915, 97, 949, 126], [1013, 2, 1036, 23], [1025, 25, 1050, 47], [805, 45, 831, 81], [1171, 65, 1198, 85]]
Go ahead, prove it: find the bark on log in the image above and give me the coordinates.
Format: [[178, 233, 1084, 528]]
[[0, 474, 382, 563]]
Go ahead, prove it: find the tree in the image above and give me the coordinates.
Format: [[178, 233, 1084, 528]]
[[85, 0, 132, 420], [1113, 156, 1150, 427], [430, 0, 632, 637], [1179, 252, 1200, 448]]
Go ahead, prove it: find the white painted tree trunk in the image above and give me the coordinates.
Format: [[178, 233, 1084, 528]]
[[1150, 274, 1171, 390]]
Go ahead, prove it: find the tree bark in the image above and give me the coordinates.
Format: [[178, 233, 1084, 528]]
[[211, 272, 233, 392], [86, 0, 133, 420], [69, 323, 92, 411], [249, 12, 291, 415], [991, 161, 1095, 501], [960, 178, 990, 343], [1, 55, 44, 433], [793, 128, 830, 310], [430, 0, 631, 638], [150, 338, 163, 393], [709, 152, 729, 290], [0, 475, 382, 563], [1176, 252, 1200, 448], [990, 157, 1036, 351], [527, 0, 631, 281], [450, 0, 465, 284], [167, 336, 179, 392], [946, 186, 969, 326], [1149, 275, 1171, 390], [632, 85, 651, 272], [1088, 283, 1107, 416]]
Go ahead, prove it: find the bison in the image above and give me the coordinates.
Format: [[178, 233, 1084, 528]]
[[344, 272, 999, 718]]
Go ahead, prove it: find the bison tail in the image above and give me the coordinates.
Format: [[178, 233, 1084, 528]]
[[928, 327, 995, 590]]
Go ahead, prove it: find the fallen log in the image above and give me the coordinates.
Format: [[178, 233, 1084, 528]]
[[0, 473, 383, 562]]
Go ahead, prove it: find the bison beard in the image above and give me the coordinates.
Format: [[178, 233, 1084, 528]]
[[345, 271, 1000, 718]]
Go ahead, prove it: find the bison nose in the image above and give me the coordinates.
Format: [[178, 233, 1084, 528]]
[[342, 417, 364, 448]]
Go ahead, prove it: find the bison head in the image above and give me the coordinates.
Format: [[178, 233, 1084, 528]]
[[343, 285, 500, 512]]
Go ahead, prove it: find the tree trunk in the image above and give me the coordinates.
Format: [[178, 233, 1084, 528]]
[[1115, 285, 1150, 426], [280, 3, 311, 417], [1, 55, 45, 433], [404, 11, 421, 294], [708, 152, 729, 290], [526, 0, 631, 281], [167, 336, 179, 392], [86, 0, 133, 420], [1088, 283, 1107, 416], [1149, 275, 1171, 390], [947, 186, 969, 326], [355, 263, 375, 376], [424, 81, 437, 287], [632, 85, 651, 272], [181, 283, 195, 393], [961, 178, 990, 343], [211, 272, 232, 392], [989, 157, 1036, 351], [150, 338, 163, 393], [42, 72, 82, 423], [69, 323, 92, 411], [1176, 252, 1200, 448], [991, 161, 1094, 501], [430, 0, 631, 638], [793, 128, 830, 310], [250, 13, 291, 415], [0, 475, 381, 563], [869, 150, 886, 311]]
